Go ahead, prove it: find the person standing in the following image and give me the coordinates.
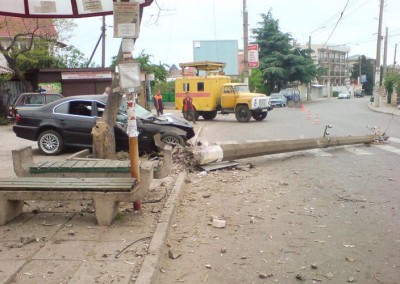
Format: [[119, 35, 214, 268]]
[[183, 92, 196, 124], [103, 86, 111, 95], [153, 90, 164, 116]]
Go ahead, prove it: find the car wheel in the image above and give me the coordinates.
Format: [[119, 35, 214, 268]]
[[38, 130, 63, 155], [235, 105, 251, 122], [161, 133, 185, 147]]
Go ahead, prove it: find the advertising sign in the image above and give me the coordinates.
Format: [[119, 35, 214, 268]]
[[113, 1, 140, 38], [248, 44, 259, 68]]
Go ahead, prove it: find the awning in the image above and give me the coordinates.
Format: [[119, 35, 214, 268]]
[[0, 0, 152, 18]]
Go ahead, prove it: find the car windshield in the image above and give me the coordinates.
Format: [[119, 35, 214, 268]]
[[234, 85, 250, 93], [271, 94, 282, 99], [119, 96, 153, 119]]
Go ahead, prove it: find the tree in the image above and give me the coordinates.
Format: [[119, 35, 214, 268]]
[[0, 72, 13, 119], [0, 17, 66, 91], [383, 72, 400, 103], [251, 11, 318, 93], [56, 45, 95, 68], [350, 55, 374, 95]]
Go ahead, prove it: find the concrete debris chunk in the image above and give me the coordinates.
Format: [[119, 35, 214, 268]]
[[168, 249, 182, 259], [258, 272, 274, 279], [212, 219, 226, 228]]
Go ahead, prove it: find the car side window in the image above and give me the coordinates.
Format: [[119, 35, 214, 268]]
[[69, 101, 93, 117], [54, 102, 69, 114], [95, 102, 105, 117]]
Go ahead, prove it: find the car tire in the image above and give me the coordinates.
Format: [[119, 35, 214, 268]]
[[38, 130, 63, 155], [235, 105, 252, 122], [161, 133, 185, 147]]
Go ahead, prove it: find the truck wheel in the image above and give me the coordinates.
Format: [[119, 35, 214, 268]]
[[235, 105, 251, 122], [252, 111, 267, 121], [202, 111, 217, 120]]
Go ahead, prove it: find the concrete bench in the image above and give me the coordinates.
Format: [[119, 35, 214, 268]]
[[0, 176, 148, 226], [12, 145, 172, 179]]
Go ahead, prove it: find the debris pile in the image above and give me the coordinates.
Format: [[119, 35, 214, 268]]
[[171, 147, 198, 173]]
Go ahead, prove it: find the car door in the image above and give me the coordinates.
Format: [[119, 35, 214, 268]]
[[53, 99, 97, 147]]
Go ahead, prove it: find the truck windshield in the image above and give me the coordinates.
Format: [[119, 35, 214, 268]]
[[234, 85, 250, 93]]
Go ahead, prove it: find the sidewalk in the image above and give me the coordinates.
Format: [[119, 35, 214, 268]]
[[368, 98, 400, 116]]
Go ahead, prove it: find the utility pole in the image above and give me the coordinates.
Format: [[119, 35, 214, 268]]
[[101, 16, 106, 68], [327, 47, 331, 98], [373, 0, 384, 107], [242, 0, 249, 85], [358, 56, 361, 85], [394, 43, 397, 72], [383, 27, 388, 78], [307, 36, 312, 101]]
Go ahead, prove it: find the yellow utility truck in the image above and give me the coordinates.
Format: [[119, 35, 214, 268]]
[[175, 61, 272, 122]]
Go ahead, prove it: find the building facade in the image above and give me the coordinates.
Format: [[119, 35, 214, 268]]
[[310, 44, 350, 86]]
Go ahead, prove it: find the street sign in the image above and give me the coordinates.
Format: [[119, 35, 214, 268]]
[[248, 44, 259, 68]]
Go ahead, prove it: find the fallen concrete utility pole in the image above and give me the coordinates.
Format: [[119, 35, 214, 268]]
[[193, 134, 386, 165]]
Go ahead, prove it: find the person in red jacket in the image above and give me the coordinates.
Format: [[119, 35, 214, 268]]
[[153, 90, 164, 116], [183, 92, 196, 124]]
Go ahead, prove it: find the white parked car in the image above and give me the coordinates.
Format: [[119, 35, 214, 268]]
[[338, 91, 351, 99]]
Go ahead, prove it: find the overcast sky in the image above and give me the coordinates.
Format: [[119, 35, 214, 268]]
[[69, 0, 400, 68]]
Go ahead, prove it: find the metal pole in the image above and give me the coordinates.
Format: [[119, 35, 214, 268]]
[[373, 0, 384, 107], [242, 0, 249, 85]]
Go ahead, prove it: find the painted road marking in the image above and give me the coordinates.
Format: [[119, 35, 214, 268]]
[[373, 144, 400, 154], [343, 146, 373, 155]]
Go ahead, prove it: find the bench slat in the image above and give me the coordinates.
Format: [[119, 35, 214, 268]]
[[30, 159, 131, 173], [0, 178, 137, 192]]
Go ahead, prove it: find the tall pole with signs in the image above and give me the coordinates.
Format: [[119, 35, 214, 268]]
[[113, 1, 141, 195], [242, 0, 249, 84]]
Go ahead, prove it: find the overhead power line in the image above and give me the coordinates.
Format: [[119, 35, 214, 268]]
[[322, 0, 351, 48]]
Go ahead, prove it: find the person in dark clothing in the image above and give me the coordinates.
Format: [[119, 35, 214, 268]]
[[153, 90, 164, 116], [183, 92, 196, 124]]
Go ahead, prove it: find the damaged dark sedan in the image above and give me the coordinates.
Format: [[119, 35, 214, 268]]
[[13, 94, 195, 155]]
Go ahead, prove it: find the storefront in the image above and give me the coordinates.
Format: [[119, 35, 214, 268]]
[[26, 68, 113, 96]]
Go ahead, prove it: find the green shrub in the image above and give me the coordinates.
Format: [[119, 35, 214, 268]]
[[333, 91, 339, 98]]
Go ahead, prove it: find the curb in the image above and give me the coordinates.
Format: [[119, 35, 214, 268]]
[[135, 171, 187, 284]]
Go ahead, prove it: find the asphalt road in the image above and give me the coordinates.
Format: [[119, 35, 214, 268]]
[[197, 97, 399, 142], [157, 97, 400, 283]]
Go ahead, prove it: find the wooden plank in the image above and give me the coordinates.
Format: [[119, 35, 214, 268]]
[[60, 160, 79, 168], [81, 160, 98, 168], [0, 178, 137, 192], [30, 159, 131, 173]]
